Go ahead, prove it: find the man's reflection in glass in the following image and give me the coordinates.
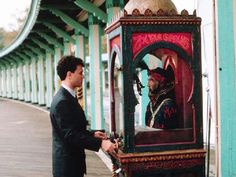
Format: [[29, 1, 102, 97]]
[[145, 67, 178, 129]]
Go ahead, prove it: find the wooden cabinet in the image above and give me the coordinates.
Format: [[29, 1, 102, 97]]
[[106, 2, 205, 176]]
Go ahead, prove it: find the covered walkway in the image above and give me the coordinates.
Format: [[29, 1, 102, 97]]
[[0, 0, 236, 176], [0, 98, 111, 177]]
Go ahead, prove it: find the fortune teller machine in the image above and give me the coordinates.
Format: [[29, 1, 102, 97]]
[[105, 0, 206, 177]]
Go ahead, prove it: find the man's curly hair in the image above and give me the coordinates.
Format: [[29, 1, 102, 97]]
[[57, 55, 84, 81]]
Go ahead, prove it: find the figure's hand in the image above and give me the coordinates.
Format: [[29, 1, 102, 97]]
[[101, 140, 117, 153], [94, 131, 107, 140]]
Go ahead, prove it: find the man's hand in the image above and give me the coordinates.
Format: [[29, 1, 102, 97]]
[[94, 131, 107, 140], [101, 139, 117, 153]]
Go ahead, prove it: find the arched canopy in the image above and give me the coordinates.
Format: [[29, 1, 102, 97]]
[[0, 0, 126, 63]]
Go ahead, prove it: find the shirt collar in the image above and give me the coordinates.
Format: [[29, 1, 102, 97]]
[[61, 83, 76, 98]]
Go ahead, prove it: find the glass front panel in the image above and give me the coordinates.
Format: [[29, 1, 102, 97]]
[[134, 48, 194, 146], [110, 52, 124, 135]]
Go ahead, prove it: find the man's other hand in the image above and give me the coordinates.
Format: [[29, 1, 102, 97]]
[[94, 131, 107, 140], [101, 140, 116, 153]]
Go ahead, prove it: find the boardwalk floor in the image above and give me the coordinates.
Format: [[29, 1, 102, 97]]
[[0, 98, 111, 177]]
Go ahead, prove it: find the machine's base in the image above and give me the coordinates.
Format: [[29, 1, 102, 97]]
[[112, 149, 206, 177]]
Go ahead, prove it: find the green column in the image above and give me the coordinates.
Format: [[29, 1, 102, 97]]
[[101, 62, 106, 93], [75, 34, 86, 59], [63, 40, 71, 56], [18, 63, 24, 101], [75, 34, 88, 117], [12, 64, 18, 99], [0, 69, 2, 97], [37, 56, 46, 105], [106, 0, 124, 23], [6, 67, 12, 98], [0, 68, 1, 96], [24, 60, 31, 102], [0, 65, 6, 97], [45, 53, 54, 108], [2, 67, 7, 97], [30, 58, 38, 104], [54, 48, 62, 93], [217, 1, 236, 176], [88, 15, 104, 130]]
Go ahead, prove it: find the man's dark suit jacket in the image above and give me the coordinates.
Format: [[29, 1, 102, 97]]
[[50, 87, 102, 177]]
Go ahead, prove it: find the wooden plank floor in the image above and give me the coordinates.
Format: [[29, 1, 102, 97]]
[[0, 98, 112, 177]]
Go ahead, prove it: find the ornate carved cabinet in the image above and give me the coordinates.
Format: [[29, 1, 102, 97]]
[[105, 0, 205, 176]]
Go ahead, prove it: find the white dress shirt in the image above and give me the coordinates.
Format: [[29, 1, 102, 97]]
[[61, 83, 76, 98]]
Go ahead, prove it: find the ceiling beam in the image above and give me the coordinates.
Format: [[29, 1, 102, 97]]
[[40, 22, 76, 44], [40, 4, 80, 10], [30, 37, 54, 53], [0, 58, 11, 68], [34, 31, 64, 50], [42, 5, 89, 36], [24, 44, 45, 57], [7, 55, 21, 65], [14, 51, 31, 62], [74, 0, 107, 23], [10, 52, 26, 63]]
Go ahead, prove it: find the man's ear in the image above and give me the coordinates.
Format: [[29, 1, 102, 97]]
[[66, 71, 72, 78]]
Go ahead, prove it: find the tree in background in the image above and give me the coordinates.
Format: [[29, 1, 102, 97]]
[[0, 8, 29, 50], [0, 28, 18, 50], [0, 28, 4, 50]]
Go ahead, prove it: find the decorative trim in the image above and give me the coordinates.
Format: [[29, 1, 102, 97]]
[[123, 9, 194, 17], [119, 18, 201, 25], [123, 158, 205, 171], [105, 15, 201, 34], [117, 149, 206, 164], [132, 9, 141, 16], [157, 9, 165, 16], [144, 9, 153, 16], [181, 9, 189, 16], [106, 8, 201, 33], [112, 149, 206, 176]]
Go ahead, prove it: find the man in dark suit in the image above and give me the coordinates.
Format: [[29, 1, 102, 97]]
[[50, 55, 116, 177]]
